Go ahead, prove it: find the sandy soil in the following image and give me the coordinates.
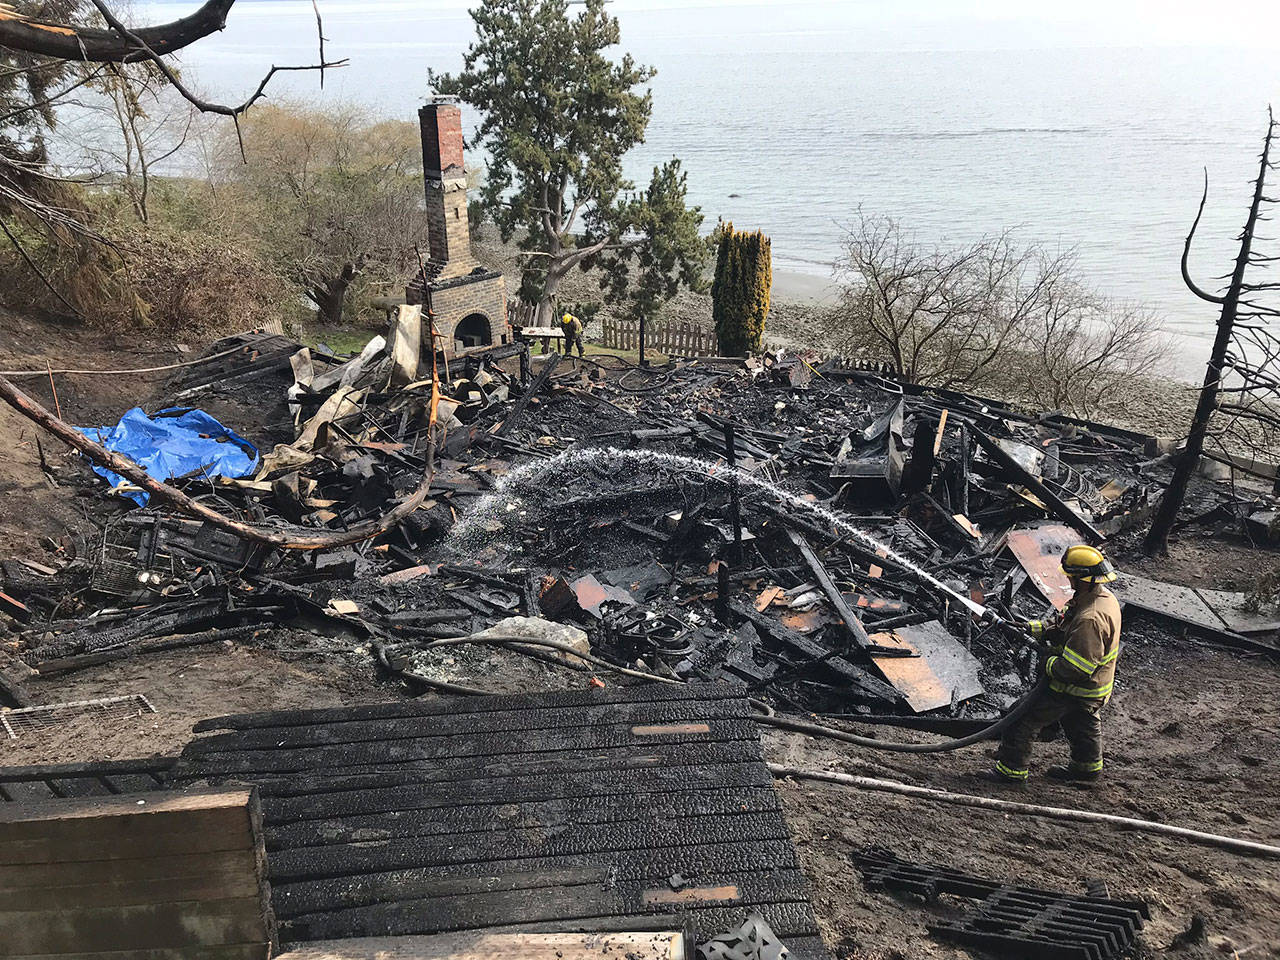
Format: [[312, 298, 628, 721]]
[[0, 641, 396, 767]]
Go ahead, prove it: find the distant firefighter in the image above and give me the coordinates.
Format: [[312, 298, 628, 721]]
[[991, 545, 1122, 786], [560, 312, 585, 359]]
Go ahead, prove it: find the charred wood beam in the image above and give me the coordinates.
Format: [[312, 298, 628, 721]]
[[786, 529, 873, 651], [968, 424, 1104, 542], [32, 624, 263, 677], [728, 599, 904, 705], [495, 353, 559, 437], [755, 501, 922, 587], [0, 0, 235, 62]]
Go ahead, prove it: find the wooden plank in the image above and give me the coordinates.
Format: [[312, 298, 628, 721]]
[[186, 698, 749, 756], [0, 849, 260, 896], [258, 761, 774, 821], [264, 787, 782, 853], [173, 719, 757, 778], [0, 792, 255, 864], [271, 841, 801, 920], [786, 530, 873, 650], [6, 947, 268, 960], [174, 742, 767, 794], [276, 931, 684, 960], [0, 853, 261, 910], [643, 885, 739, 905], [0, 788, 252, 829], [0, 788, 274, 957], [630, 724, 710, 736], [192, 683, 745, 734], [0, 898, 267, 956]]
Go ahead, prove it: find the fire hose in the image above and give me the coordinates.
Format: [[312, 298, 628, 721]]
[[375, 630, 1043, 754], [751, 681, 1044, 754]]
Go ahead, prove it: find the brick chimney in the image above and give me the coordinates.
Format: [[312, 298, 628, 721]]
[[419, 99, 475, 279]]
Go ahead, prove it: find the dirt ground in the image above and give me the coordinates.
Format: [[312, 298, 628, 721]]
[[771, 638, 1280, 959], [0, 308, 201, 559], [2, 314, 1279, 959]]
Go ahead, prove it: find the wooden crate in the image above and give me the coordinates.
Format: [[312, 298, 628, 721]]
[[0, 787, 274, 960]]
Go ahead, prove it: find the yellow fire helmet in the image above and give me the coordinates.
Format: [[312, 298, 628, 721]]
[[1061, 544, 1117, 583], [562, 313, 574, 324]]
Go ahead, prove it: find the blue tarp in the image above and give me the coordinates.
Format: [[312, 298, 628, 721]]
[[78, 407, 260, 507]]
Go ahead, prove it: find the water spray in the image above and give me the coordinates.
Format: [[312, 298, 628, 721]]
[[449, 446, 1012, 627], [446, 445, 1038, 755]]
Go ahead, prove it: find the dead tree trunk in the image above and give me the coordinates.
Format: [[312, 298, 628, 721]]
[[1145, 112, 1277, 555], [310, 262, 357, 326]]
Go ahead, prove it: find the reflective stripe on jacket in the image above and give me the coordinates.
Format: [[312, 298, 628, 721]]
[[1045, 585, 1122, 699]]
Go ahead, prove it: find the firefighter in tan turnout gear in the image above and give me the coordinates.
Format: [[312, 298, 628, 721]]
[[992, 545, 1122, 785]]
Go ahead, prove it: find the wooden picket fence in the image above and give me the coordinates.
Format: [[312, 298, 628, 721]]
[[600, 318, 718, 357], [507, 300, 538, 328]]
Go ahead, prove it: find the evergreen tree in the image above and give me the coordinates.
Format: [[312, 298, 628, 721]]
[[599, 159, 709, 328], [712, 223, 772, 356], [432, 0, 666, 325]]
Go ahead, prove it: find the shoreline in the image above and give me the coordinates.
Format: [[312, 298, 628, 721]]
[[474, 236, 1199, 438], [770, 267, 840, 306]]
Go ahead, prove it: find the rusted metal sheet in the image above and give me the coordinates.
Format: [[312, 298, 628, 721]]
[[1003, 523, 1078, 611], [755, 586, 784, 612], [870, 621, 984, 713], [848, 593, 909, 616], [780, 609, 825, 634]]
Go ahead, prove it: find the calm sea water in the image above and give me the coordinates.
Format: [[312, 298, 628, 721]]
[[139, 1, 1280, 379]]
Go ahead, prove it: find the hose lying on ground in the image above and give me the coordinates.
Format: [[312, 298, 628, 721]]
[[753, 683, 1044, 753], [376, 634, 778, 717], [380, 632, 1029, 750], [768, 764, 1280, 860]]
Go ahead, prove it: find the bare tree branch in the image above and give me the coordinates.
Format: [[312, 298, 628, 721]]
[[0, 0, 236, 62], [83, 0, 347, 123], [1183, 168, 1228, 305]]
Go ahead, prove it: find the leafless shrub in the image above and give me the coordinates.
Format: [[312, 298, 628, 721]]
[[824, 213, 1170, 416]]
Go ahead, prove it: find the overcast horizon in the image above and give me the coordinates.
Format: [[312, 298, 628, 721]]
[[145, 0, 1280, 51]]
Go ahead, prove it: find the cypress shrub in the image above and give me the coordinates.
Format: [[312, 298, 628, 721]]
[[711, 222, 772, 356]]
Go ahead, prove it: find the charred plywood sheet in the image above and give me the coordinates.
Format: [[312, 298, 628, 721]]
[[869, 621, 984, 713], [1112, 575, 1280, 645], [1111, 573, 1230, 634], [1003, 523, 1078, 611], [1193, 587, 1280, 636], [167, 684, 828, 959]]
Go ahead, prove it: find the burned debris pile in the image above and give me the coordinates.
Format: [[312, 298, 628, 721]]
[[1, 324, 1275, 719]]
